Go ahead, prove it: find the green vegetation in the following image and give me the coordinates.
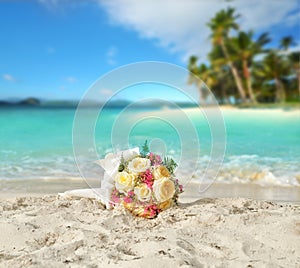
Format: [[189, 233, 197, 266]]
[[118, 154, 126, 172], [163, 157, 178, 174], [188, 7, 300, 105], [140, 140, 150, 157]]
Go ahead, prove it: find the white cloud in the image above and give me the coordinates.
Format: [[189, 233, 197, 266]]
[[2, 74, 17, 82], [36, 0, 299, 62], [236, 1, 299, 30], [284, 12, 300, 28], [106, 46, 118, 65], [98, 0, 299, 61], [66, 76, 77, 83]]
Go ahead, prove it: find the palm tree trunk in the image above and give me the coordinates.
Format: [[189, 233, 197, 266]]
[[275, 77, 286, 103], [220, 80, 226, 103], [220, 40, 247, 102], [197, 81, 204, 105], [297, 69, 300, 98], [242, 60, 257, 103]]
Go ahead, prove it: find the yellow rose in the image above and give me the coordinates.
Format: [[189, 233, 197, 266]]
[[115, 171, 135, 193], [153, 166, 170, 180], [153, 178, 175, 202], [158, 199, 173, 210], [128, 157, 151, 173], [134, 183, 152, 202]]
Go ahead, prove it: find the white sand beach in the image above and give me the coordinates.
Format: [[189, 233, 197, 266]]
[[0, 184, 299, 267]]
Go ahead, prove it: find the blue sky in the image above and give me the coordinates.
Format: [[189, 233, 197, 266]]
[[0, 0, 299, 101]]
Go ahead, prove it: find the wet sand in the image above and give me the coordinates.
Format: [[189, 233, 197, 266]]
[[1, 178, 299, 204]]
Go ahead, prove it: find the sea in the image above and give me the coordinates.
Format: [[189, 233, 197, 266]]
[[1, 106, 300, 187]]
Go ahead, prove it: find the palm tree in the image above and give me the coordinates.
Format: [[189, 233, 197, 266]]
[[288, 51, 300, 98], [279, 36, 298, 100], [229, 31, 271, 103], [208, 44, 235, 102], [188, 56, 215, 103], [255, 50, 290, 102], [280, 36, 296, 51], [207, 7, 247, 102]]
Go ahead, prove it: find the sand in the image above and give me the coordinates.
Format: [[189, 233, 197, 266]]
[[0, 193, 299, 267]]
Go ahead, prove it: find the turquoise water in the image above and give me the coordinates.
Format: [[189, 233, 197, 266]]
[[1, 107, 300, 186]]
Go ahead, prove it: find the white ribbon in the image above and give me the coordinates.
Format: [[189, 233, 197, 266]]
[[60, 148, 140, 209]]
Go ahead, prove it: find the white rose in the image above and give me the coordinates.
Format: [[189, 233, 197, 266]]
[[115, 171, 135, 193], [153, 178, 175, 202], [134, 184, 152, 202], [128, 157, 151, 173]]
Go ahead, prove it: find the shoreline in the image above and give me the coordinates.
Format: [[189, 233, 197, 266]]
[[1, 178, 299, 204], [181, 182, 300, 204], [188, 105, 300, 114]]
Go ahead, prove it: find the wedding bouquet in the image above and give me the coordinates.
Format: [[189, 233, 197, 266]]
[[98, 141, 183, 219]]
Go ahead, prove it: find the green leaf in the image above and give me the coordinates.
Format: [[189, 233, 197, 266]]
[[118, 153, 126, 172], [163, 156, 178, 174], [140, 140, 149, 157]]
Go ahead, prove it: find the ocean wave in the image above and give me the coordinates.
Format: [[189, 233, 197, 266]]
[[175, 154, 300, 186], [1, 153, 299, 187]]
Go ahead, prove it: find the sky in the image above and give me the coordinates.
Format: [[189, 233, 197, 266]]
[[0, 0, 299, 101]]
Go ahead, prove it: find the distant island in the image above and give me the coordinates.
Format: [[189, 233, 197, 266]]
[[0, 97, 199, 109], [0, 97, 41, 106], [2, 97, 299, 110]]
